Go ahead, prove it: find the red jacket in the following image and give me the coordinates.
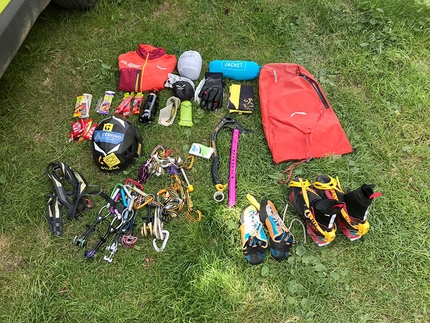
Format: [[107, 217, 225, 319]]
[[118, 44, 177, 92]]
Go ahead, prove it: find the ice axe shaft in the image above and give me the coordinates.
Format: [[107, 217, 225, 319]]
[[228, 129, 240, 207]]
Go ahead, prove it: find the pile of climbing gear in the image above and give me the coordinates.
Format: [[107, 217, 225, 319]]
[[137, 145, 202, 223], [44, 44, 384, 267], [68, 145, 202, 262]]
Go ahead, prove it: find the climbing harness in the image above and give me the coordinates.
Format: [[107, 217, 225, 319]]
[[46, 162, 97, 236]]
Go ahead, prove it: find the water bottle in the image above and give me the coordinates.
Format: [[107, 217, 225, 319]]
[[139, 90, 159, 123]]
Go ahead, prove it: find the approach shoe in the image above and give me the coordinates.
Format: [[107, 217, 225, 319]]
[[288, 177, 344, 247], [313, 174, 381, 241], [240, 205, 268, 265], [259, 200, 294, 262]]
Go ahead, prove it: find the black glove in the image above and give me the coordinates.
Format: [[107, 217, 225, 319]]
[[198, 73, 224, 111]]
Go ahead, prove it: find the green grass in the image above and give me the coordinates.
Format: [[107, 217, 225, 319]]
[[0, 0, 429, 322]]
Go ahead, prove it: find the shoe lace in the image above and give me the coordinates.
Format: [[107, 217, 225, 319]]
[[247, 209, 263, 237], [281, 203, 307, 244], [288, 178, 312, 208], [313, 175, 344, 200]]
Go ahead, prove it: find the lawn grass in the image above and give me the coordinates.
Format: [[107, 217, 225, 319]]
[[0, 0, 429, 322]]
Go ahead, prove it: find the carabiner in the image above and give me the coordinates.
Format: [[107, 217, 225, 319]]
[[134, 194, 153, 209], [152, 230, 170, 252], [186, 209, 203, 222], [124, 178, 144, 191], [183, 155, 195, 170]]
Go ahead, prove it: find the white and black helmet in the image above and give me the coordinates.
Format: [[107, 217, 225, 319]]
[[92, 116, 142, 172]]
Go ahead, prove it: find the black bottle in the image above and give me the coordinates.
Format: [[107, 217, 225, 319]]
[[139, 90, 159, 123]]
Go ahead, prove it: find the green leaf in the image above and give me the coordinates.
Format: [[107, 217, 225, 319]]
[[261, 265, 270, 277], [360, 314, 372, 323], [287, 281, 303, 294], [295, 245, 307, 256], [286, 296, 296, 305], [226, 219, 237, 231], [313, 263, 327, 272], [301, 298, 312, 308], [301, 254, 319, 265], [268, 173, 282, 181], [342, 269, 352, 279], [330, 271, 341, 280]]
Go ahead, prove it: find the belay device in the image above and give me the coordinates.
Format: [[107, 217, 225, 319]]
[[92, 116, 143, 172]]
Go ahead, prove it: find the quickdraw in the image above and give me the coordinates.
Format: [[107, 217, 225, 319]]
[[73, 203, 114, 248], [84, 206, 123, 260], [83, 184, 126, 260], [78, 182, 137, 262], [139, 197, 169, 252]]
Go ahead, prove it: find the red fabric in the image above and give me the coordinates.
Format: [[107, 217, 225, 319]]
[[259, 63, 353, 164], [118, 44, 177, 92]]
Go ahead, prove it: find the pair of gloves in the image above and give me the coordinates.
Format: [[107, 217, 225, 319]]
[[195, 73, 224, 111]]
